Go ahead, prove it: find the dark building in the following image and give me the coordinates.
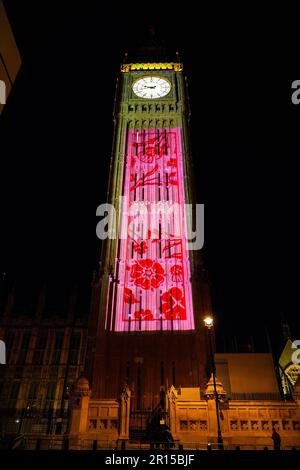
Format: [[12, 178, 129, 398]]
[[0, 0, 21, 113], [0, 283, 88, 437]]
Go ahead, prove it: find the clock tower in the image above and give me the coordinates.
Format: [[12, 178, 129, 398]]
[[87, 50, 212, 418]]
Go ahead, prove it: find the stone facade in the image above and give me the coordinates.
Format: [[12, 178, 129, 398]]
[[64, 379, 300, 450], [168, 384, 300, 450]]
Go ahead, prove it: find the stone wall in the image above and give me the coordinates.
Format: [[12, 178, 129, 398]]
[[167, 385, 300, 449]]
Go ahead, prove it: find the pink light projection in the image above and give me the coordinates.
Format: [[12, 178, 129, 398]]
[[110, 128, 194, 332]]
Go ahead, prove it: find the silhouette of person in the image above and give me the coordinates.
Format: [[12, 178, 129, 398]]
[[271, 427, 281, 450]]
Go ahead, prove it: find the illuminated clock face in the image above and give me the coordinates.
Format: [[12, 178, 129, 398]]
[[132, 76, 171, 99]]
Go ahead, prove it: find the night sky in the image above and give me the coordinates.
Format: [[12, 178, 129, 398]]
[[0, 2, 299, 356]]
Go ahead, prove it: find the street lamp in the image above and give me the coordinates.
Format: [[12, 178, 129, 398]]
[[204, 316, 224, 450], [204, 316, 214, 329]]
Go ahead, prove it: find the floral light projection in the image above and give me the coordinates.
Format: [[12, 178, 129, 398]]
[[111, 128, 194, 331], [130, 259, 165, 290]]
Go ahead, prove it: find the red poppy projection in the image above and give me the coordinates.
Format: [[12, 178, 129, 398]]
[[109, 128, 194, 331]]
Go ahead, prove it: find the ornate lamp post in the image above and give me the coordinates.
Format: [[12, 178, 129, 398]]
[[204, 316, 224, 450]]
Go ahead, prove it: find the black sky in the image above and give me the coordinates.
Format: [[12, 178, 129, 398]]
[[0, 2, 299, 355]]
